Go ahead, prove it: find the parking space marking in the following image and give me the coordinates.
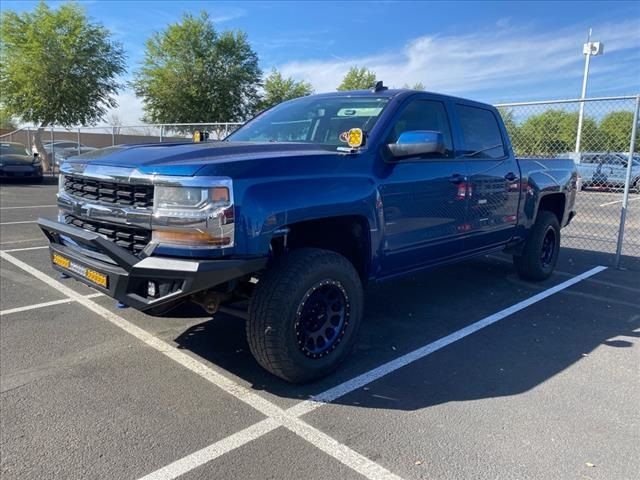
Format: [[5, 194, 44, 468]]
[[139, 419, 280, 480], [0, 250, 402, 480], [0, 292, 103, 316], [0, 220, 37, 225], [1, 245, 49, 253], [599, 196, 640, 207], [0, 249, 609, 480], [0, 204, 57, 210], [287, 265, 607, 417], [0, 237, 47, 245]]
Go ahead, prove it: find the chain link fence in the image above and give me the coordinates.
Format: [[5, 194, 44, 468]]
[[0, 122, 243, 159], [496, 95, 640, 264]]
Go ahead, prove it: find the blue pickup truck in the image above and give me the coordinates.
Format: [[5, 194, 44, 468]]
[[39, 84, 578, 383]]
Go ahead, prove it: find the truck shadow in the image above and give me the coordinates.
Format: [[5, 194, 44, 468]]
[[174, 248, 639, 411]]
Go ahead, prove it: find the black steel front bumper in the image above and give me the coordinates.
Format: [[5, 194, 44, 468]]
[[38, 218, 266, 311]]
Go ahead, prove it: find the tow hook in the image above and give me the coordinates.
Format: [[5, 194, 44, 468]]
[[190, 290, 231, 314]]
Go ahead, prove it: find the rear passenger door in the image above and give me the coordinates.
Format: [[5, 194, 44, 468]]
[[455, 104, 521, 251]]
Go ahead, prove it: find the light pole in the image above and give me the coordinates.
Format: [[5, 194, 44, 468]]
[[575, 28, 604, 153]]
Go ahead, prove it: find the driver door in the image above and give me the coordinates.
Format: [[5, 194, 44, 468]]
[[378, 99, 469, 275]]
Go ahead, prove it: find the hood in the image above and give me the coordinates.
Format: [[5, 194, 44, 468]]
[[65, 142, 340, 176], [0, 153, 35, 165]]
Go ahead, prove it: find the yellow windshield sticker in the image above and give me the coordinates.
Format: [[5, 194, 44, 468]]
[[347, 128, 363, 148]]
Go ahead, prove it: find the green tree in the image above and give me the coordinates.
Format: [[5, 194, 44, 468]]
[[0, 1, 125, 169], [497, 107, 520, 154], [259, 69, 313, 110], [600, 111, 637, 152], [0, 106, 17, 130], [337, 66, 376, 91], [517, 109, 601, 156], [133, 12, 261, 125]]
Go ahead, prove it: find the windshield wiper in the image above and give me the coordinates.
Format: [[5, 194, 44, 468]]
[[463, 144, 503, 158]]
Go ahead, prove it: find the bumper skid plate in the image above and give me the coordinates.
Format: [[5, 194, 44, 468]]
[[37, 218, 266, 311]]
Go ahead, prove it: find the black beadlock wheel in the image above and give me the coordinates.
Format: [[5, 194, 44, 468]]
[[247, 248, 363, 383], [513, 210, 561, 281]]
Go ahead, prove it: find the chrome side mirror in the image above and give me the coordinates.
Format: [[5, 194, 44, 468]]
[[388, 130, 445, 158]]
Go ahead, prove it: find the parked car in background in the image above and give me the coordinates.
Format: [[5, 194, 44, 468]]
[[558, 152, 640, 192], [0, 142, 43, 181], [41, 141, 97, 166]]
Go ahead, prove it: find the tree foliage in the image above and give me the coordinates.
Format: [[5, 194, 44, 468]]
[[0, 1, 125, 167], [259, 69, 313, 110], [600, 111, 636, 152], [133, 12, 261, 124], [0, 2, 125, 126], [0, 106, 17, 130], [337, 66, 376, 91], [508, 109, 601, 157]]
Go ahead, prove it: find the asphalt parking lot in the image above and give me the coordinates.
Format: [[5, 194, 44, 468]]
[[1, 177, 639, 480]]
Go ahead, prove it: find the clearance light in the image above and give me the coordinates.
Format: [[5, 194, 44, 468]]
[[52, 253, 71, 268]]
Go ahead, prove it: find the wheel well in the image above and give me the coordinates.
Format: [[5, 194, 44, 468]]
[[538, 193, 566, 224], [271, 216, 371, 281]]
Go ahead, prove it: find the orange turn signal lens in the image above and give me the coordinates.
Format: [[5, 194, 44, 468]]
[[152, 230, 231, 246], [211, 187, 229, 203]]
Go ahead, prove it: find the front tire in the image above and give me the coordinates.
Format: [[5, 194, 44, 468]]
[[513, 210, 560, 281], [247, 248, 363, 383]]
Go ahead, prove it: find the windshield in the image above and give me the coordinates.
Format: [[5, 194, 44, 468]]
[[0, 144, 26, 155], [228, 96, 389, 149]]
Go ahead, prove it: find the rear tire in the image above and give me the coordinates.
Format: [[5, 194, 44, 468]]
[[513, 210, 560, 281], [247, 248, 363, 383]]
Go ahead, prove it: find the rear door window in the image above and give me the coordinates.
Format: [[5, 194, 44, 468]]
[[456, 105, 506, 159]]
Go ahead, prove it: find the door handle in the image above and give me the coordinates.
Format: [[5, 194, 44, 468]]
[[449, 174, 465, 184], [504, 172, 517, 181]]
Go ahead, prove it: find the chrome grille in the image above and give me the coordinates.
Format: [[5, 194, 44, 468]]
[[63, 175, 154, 208], [64, 214, 151, 254]]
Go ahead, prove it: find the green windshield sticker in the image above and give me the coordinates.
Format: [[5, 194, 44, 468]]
[[336, 107, 384, 117]]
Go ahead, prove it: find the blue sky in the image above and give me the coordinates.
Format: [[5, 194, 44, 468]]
[[4, 0, 640, 124]]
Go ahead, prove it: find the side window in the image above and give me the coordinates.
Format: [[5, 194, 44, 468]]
[[387, 100, 453, 158], [456, 104, 506, 159]]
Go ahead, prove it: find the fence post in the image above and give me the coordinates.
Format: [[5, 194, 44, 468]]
[[27, 127, 31, 153], [50, 126, 55, 175], [614, 95, 640, 268], [111, 126, 116, 146], [159, 125, 164, 143], [77, 127, 81, 154]]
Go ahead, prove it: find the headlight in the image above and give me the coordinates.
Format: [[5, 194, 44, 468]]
[[152, 181, 234, 248]]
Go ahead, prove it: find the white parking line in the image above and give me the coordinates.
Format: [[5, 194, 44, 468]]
[[600, 196, 640, 207], [0, 220, 37, 225], [0, 237, 47, 245], [0, 250, 402, 480], [0, 292, 103, 316], [0, 249, 607, 480], [288, 265, 607, 416], [0, 204, 57, 210], [1, 245, 49, 253], [138, 419, 280, 480]]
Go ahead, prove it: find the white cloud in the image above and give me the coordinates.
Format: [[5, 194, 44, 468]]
[[101, 89, 145, 126], [277, 20, 640, 100], [209, 7, 246, 24]]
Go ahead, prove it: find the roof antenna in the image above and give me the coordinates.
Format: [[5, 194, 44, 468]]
[[371, 80, 388, 92]]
